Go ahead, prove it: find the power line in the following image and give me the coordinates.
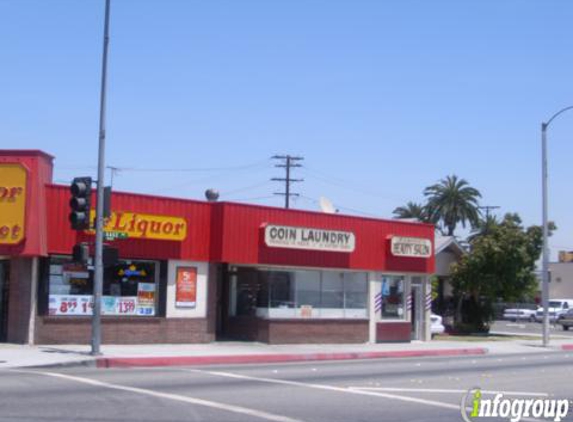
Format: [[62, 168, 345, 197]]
[[299, 166, 409, 203], [103, 160, 268, 173], [230, 195, 277, 203], [298, 195, 378, 218], [221, 181, 272, 197], [271, 155, 304, 209]]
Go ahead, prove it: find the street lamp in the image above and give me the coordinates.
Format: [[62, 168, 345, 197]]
[[541, 105, 573, 347]]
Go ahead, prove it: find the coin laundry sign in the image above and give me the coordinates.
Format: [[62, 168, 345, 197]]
[[264, 224, 355, 252], [390, 236, 432, 258]]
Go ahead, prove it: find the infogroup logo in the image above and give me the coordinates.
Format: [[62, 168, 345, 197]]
[[461, 388, 570, 422]]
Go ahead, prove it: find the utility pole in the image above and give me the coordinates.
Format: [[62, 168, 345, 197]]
[[92, 0, 111, 356], [271, 155, 303, 209], [478, 205, 500, 220]]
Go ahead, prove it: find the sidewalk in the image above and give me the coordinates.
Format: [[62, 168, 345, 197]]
[[2, 337, 573, 369]]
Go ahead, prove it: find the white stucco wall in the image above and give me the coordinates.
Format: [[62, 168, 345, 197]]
[[549, 263, 573, 299]]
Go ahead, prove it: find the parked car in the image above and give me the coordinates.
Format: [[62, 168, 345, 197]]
[[503, 307, 538, 322], [557, 309, 573, 331], [536, 299, 573, 322], [431, 313, 445, 337]]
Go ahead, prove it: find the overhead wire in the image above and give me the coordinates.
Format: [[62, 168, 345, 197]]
[[299, 165, 410, 203], [298, 195, 379, 218], [103, 159, 269, 173]]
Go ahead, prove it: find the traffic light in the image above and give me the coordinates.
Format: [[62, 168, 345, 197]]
[[72, 242, 90, 264], [69, 177, 92, 230]]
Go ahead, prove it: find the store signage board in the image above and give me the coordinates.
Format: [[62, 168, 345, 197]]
[[104, 231, 129, 241], [264, 224, 355, 253], [88, 211, 187, 241], [0, 163, 27, 245], [176, 266, 197, 308], [390, 236, 432, 258]]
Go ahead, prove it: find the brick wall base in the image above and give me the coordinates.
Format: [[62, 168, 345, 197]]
[[376, 322, 411, 342], [267, 319, 369, 344], [222, 318, 369, 344], [34, 317, 214, 344]]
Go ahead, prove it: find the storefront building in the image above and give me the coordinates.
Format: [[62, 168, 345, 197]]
[[0, 150, 435, 345]]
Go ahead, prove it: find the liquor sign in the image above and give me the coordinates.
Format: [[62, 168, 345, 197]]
[[88, 211, 187, 241], [390, 236, 432, 258], [264, 224, 355, 253], [0, 164, 27, 245], [176, 266, 197, 308]]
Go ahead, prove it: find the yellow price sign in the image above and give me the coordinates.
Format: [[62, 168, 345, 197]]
[[0, 164, 27, 245]]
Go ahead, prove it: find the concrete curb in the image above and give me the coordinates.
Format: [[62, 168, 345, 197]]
[[95, 347, 489, 368]]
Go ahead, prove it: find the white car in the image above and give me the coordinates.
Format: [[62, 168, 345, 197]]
[[536, 299, 573, 322], [430, 313, 445, 337], [503, 308, 538, 322]]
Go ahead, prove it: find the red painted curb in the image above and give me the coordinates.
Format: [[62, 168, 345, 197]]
[[96, 347, 488, 368], [561, 344, 573, 351]]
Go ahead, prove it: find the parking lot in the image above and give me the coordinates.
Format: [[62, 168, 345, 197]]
[[490, 319, 573, 337]]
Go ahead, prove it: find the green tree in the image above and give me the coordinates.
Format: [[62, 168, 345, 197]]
[[467, 214, 499, 242], [392, 201, 429, 222], [450, 213, 555, 331], [424, 175, 481, 236]]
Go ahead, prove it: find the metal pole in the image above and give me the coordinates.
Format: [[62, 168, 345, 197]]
[[92, 0, 111, 356], [285, 155, 291, 209], [541, 122, 550, 347]]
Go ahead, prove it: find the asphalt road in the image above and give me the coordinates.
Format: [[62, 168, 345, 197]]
[[2, 352, 573, 422]]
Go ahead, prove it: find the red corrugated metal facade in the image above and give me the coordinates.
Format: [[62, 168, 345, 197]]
[[46, 185, 435, 273]]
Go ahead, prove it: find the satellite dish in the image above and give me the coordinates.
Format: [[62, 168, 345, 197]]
[[319, 196, 336, 214]]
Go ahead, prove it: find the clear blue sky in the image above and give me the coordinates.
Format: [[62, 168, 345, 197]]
[[2, 1, 573, 259]]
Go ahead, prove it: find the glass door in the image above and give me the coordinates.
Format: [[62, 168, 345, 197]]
[[410, 283, 423, 340]]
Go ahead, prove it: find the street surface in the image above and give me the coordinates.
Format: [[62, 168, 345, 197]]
[[2, 352, 573, 422]]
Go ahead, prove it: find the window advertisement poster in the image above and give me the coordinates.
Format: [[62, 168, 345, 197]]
[[49, 295, 93, 316], [101, 296, 117, 315], [137, 283, 156, 316], [100, 296, 137, 316], [49, 295, 140, 316], [113, 297, 137, 315], [176, 266, 197, 308]]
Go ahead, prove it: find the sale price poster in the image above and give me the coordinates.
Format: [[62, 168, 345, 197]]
[[176, 267, 197, 308]]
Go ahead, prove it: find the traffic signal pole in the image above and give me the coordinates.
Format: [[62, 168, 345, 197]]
[[92, 0, 111, 356]]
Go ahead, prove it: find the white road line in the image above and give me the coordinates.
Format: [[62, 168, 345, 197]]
[[347, 387, 549, 397], [186, 369, 460, 411], [13, 370, 304, 422]]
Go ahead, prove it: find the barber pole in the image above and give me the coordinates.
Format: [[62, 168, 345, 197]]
[[406, 293, 412, 311], [425, 292, 433, 311], [374, 292, 382, 312]]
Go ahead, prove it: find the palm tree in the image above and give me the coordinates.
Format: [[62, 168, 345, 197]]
[[392, 201, 428, 222], [424, 175, 481, 236]]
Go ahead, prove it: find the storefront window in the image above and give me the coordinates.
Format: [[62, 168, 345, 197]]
[[46, 256, 158, 317], [344, 272, 368, 318], [381, 275, 405, 319], [295, 271, 321, 309], [230, 267, 368, 319]]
